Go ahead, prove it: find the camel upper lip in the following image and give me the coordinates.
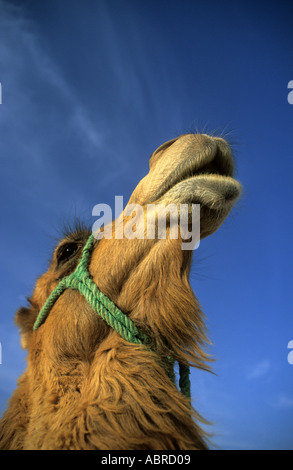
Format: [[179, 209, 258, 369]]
[[149, 142, 235, 203]]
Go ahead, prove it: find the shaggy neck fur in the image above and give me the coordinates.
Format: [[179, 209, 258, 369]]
[[0, 235, 210, 450]]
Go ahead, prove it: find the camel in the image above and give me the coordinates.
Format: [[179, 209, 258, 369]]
[[0, 133, 241, 450]]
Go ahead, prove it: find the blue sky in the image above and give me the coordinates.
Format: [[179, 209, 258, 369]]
[[0, 0, 293, 450]]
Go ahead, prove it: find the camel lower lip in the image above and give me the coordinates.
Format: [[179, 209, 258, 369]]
[[150, 167, 237, 204], [155, 173, 242, 210], [189, 174, 241, 207]]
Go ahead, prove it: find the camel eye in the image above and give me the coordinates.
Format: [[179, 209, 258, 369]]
[[57, 242, 79, 264]]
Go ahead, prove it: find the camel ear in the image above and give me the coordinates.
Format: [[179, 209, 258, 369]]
[[14, 305, 36, 349]]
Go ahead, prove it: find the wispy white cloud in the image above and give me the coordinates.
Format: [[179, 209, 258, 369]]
[[0, 0, 130, 243], [247, 360, 271, 380], [269, 393, 293, 409], [0, 0, 105, 161]]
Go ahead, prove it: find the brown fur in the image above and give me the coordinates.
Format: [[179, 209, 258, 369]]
[[0, 134, 241, 450]]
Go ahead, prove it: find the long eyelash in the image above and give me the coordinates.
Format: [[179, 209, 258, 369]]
[[61, 217, 91, 238]]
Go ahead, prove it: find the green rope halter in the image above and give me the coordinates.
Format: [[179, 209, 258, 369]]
[[33, 234, 191, 398]]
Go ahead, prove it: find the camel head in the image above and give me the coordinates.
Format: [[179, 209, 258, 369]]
[[15, 133, 241, 371]]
